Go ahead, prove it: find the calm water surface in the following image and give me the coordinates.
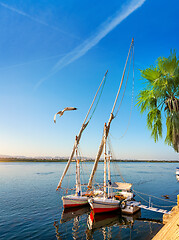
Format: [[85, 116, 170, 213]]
[[0, 162, 178, 240]]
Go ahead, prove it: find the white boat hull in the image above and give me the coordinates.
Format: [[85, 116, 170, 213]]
[[88, 197, 121, 214], [62, 195, 88, 208], [121, 201, 140, 215]]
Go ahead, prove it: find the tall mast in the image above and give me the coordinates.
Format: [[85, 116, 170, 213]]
[[107, 152, 112, 197], [56, 70, 108, 190], [75, 136, 81, 196], [88, 38, 134, 189], [103, 123, 107, 198]]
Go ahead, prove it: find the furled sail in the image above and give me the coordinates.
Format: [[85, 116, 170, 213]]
[[112, 182, 132, 190]]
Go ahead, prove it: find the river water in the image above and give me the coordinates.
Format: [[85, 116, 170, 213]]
[[0, 162, 178, 239]]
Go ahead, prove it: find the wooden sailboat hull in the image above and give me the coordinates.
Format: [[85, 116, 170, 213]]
[[62, 195, 88, 208], [88, 197, 121, 214]]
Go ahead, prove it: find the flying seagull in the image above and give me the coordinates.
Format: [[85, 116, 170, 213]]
[[54, 107, 77, 123]]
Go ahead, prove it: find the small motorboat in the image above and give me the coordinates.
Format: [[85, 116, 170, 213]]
[[121, 200, 141, 215]]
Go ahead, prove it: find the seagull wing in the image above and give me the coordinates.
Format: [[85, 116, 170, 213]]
[[57, 110, 64, 117], [64, 107, 77, 111], [54, 107, 77, 123], [54, 113, 57, 123]]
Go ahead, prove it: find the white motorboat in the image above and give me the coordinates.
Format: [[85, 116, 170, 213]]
[[121, 200, 140, 214]]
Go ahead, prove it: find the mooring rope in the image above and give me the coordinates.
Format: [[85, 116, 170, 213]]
[[133, 189, 177, 209], [133, 189, 177, 204], [133, 190, 175, 208]]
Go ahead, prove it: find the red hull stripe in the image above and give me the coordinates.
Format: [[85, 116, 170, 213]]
[[93, 207, 119, 214], [64, 203, 87, 208]]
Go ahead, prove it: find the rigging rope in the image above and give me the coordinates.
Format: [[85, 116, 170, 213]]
[[114, 45, 133, 118], [110, 45, 135, 140], [88, 73, 108, 122], [107, 137, 126, 183], [77, 144, 91, 190]]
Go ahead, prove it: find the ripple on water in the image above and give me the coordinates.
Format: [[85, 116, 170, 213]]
[[0, 162, 178, 239], [36, 172, 54, 175]]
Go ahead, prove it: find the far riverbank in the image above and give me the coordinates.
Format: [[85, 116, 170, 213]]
[[0, 158, 178, 163]]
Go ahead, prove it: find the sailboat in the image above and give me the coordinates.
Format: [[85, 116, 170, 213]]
[[88, 123, 125, 213], [88, 38, 136, 214], [56, 70, 108, 208], [61, 136, 89, 208]]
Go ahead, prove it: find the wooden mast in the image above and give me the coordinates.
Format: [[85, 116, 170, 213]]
[[75, 136, 81, 196], [107, 152, 112, 197], [88, 38, 134, 189], [56, 70, 108, 190], [103, 123, 107, 198]]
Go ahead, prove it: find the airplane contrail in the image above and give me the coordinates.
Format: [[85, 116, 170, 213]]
[[34, 0, 146, 89], [52, 0, 146, 72], [0, 1, 79, 39]]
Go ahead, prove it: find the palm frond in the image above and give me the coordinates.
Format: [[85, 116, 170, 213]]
[[137, 50, 179, 152]]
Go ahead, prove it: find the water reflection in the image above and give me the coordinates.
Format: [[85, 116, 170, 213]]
[[55, 206, 142, 239], [54, 221, 62, 240], [60, 206, 90, 223], [54, 206, 90, 240], [54, 205, 165, 239], [176, 175, 179, 182], [86, 210, 141, 239]]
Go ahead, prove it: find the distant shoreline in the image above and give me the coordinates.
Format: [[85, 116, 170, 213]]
[[0, 158, 178, 163]]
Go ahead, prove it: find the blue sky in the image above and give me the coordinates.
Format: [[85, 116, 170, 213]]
[[0, 0, 178, 160]]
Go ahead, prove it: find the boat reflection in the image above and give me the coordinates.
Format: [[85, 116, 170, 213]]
[[54, 206, 90, 240], [86, 210, 141, 238], [55, 206, 143, 239], [53, 221, 62, 240], [60, 205, 90, 223]]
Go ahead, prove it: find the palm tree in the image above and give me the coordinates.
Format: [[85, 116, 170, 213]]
[[137, 51, 179, 152]]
